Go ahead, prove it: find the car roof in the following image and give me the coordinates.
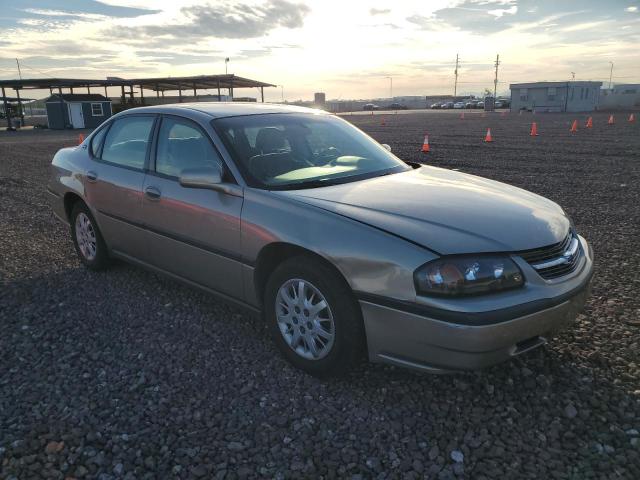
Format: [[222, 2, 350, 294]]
[[119, 102, 327, 119]]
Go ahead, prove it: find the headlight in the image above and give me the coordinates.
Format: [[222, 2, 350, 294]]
[[414, 255, 524, 297]]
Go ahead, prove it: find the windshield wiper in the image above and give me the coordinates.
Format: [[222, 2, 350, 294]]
[[276, 177, 342, 190]]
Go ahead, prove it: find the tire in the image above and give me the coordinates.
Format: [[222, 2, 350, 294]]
[[70, 202, 110, 270], [264, 255, 365, 377]]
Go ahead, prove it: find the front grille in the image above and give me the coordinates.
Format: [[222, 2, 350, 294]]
[[519, 232, 581, 280]]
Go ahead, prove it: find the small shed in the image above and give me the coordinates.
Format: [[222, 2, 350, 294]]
[[45, 94, 112, 129]]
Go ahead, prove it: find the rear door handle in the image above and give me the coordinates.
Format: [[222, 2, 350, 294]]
[[86, 171, 98, 182], [145, 186, 161, 200]]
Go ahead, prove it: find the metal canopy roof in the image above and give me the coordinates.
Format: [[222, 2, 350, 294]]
[[0, 74, 275, 92]]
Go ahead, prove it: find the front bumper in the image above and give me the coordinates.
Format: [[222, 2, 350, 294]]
[[361, 239, 593, 373]]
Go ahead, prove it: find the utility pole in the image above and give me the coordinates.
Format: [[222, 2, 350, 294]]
[[454, 53, 459, 98], [16, 58, 22, 79], [493, 54, 500, 99], [609, 61, 614, 89]]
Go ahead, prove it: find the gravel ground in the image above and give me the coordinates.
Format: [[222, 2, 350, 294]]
[[1, 111, 639, 479]]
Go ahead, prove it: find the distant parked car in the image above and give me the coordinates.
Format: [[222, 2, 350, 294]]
[[49, 102, 593, 377], [385, 103, 408, 110], [495, 101, 505, 109], [453, 102, 465, 109], [430, 103, 441, 109], [442, 102, 454, 109], [465, 102, 475, 109], [363, 103, 379, 111]]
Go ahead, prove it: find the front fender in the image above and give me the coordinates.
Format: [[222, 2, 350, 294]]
[[241, 188, 437, 305]]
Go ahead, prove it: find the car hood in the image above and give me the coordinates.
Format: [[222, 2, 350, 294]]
[[277, 166, 570, 254]]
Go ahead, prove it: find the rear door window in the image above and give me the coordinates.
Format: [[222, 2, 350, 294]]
[[101, 116, 155, 170]]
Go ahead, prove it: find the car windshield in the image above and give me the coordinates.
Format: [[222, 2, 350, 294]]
[[213, 113, 410, 189]]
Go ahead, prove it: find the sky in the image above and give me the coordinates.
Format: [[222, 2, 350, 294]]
[[0, 0, 639, 101]]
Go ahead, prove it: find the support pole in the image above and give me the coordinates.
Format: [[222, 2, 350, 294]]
[[87, 86, 91, 94], [70, 87, 74, 94], [121, 86, 125, 106], [454, 53, 459, 98], [129, 85, 134, 104], [261, 86, 264, 103], [229, 77, 233, 100], [15, 88, 24, 126], [156, 84, 160, 99], [58, 87, 65, 129], [217, 80, 221, 101], [193, 82, 197, 99], [493, 54, 500, 100], [2, 87, 12, 130], [139, 85, 144, 105], [178, 83, 182, 103], [104, 86, 108, 97]]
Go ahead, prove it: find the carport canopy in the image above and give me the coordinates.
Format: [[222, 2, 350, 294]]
[[0, 74, 276, 128]]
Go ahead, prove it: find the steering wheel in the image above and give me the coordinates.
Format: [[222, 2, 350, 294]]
[[315, 146, 343, 166]]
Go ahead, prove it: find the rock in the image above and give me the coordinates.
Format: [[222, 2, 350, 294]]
[[227, 441, 244, 451], [564, 404, 578, 419], [45, 441, 65, 454], [450, 450, 464, 463]]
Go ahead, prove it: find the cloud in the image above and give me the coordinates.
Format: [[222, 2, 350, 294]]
[[0, 0, 159, 29], [369, 8, 391, 15], [107, 0, 311, 41], [404, 0, 640, 43]]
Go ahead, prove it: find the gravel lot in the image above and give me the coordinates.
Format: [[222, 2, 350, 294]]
[[1, 111, 639, 479]]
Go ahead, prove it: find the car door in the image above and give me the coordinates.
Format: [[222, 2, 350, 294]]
[[84, 114, 156, 261], [142, 115, 244, 298]]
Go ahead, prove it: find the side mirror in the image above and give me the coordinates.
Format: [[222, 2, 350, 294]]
[[381, 143, 392, 152], [179, 165, 222, 189], [179, 165, 243, 197]]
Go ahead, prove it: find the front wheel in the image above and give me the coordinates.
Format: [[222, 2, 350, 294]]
[[264, 256, 365, 377], [70, 202, 110, 270]]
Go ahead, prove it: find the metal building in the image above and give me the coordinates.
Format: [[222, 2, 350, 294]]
[[45, 94, 112, 129], [509, 81, 603, 112]]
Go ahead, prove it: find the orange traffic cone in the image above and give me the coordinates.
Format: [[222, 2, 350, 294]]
[[380, 117, 385, 126], [586, 117, 593, 128], [629, 113, 636, 123], [530, 122, 538, 136], [78, 133, 85, 144], [421, 134, 430, 153], [570, 120, 578, 132], [608, 114, 615, 125], [484, 128, 493, 142], [460, 112, 465, 120]]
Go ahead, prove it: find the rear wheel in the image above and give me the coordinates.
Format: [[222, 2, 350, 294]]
[[264, 256, 365, 377], [70, 202, 110, 270]]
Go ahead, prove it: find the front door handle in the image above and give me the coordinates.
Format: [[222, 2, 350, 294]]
[[145, 186, 161, 200], [86, 171, 98, 182]]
